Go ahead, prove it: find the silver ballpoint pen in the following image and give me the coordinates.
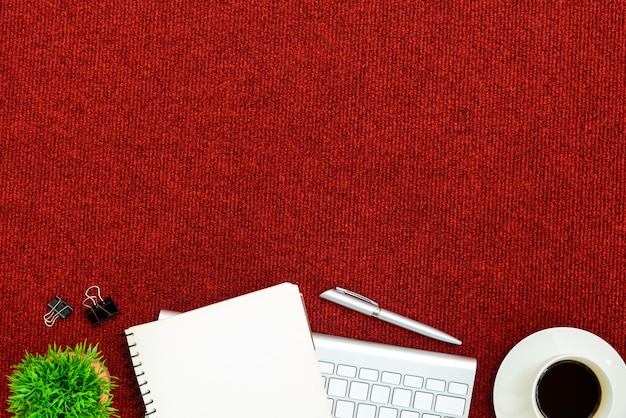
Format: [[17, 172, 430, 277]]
[[320, 287, 462, 345]]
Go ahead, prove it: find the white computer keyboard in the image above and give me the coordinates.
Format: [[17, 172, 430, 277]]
[[313, 333, 476, 418]]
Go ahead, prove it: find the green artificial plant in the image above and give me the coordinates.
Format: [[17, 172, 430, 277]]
[[6, 342, 118, 418]]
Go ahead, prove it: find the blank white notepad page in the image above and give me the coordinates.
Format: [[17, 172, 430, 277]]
[[125, 283, 331, 418]]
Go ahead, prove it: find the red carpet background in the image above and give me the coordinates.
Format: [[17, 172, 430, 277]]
[[1, 1, 625, 417]]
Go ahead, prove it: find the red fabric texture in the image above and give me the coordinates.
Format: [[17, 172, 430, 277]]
[[1, 2, 625, 416]]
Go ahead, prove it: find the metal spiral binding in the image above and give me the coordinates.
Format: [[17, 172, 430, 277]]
[[121, 332, 157, 416]]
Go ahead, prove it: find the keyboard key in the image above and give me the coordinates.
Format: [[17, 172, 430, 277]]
[[391, 388, 412, 407], [400, 411, 419, 418], [422, 414, 440, 418], [413, 391, 434, 410], [356, 403, 376, 418], [328, 378, 348, 397], [426, 378, 446, 392], [349, 381, 369, 400], [371, 385, 391, 403], [435, 394, 466, 415], [379, 407, 398, 418], [319, 361, 334, 374], [381, 371, 402, 385], [404, 374, 423, 388], [335, 400, 355, 418], [337, 364, 357, 378], [448, 381, 469, 395], [359, 368, 379, 381]]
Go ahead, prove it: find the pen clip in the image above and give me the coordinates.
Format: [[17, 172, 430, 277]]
[[335, 287, 379, 307]]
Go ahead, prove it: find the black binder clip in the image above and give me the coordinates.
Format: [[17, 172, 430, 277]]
[[83, 286, 119, 326], [44, 296, 73, 327]]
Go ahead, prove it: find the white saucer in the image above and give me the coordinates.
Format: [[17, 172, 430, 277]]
[[493, 327, 626, 418]]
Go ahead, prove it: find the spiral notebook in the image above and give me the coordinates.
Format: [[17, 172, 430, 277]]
[[124, 283, 331, 417]]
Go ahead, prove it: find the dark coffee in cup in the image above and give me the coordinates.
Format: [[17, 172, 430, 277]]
[[535, 360, 601, 418]]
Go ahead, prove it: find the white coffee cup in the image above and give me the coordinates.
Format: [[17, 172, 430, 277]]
[[493, 327, 626, 418], [531, 355, 610, 418]]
